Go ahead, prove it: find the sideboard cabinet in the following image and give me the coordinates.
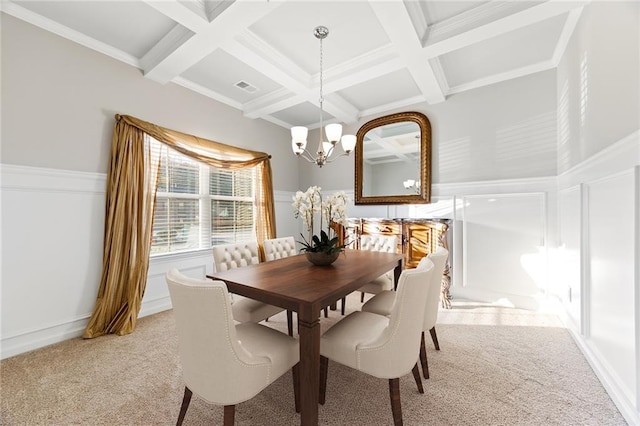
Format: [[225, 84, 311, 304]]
[[342, 218, 452, 308]]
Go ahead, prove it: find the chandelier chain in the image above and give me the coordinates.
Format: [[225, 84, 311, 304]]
[[319, 35, 324, 134]]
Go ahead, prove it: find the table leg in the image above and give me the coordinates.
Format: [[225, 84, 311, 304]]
[[298, 316, 320, 426], [393, 261, 402, 290]]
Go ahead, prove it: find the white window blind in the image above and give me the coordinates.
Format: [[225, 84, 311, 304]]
[[149, 137, 257, 256]]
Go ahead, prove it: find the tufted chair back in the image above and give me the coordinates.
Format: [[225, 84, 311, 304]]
[[360, 234, 398, 253], [263, 236, 297, 261], [212, 241, 260, 272]]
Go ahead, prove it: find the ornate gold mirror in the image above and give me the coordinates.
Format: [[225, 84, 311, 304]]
[[355, 111, 431, 205]]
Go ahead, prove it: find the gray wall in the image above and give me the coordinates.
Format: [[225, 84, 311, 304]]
[[1, 13, 297, 191], [300, 68, 558, 191]]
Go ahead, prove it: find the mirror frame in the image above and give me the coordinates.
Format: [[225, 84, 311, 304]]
[[355, 111, 431, 205]]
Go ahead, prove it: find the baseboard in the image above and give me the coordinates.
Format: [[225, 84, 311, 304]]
[[1, 297, 173, 360], [564, 322, 640, 425], [450, 286, 545, 311], [1, 315, 90, 360]]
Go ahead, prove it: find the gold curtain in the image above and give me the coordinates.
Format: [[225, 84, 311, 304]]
[[83, 114, 276, 338]]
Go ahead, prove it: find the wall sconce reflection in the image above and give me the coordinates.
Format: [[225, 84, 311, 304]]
[[403, 179, 420, 194]]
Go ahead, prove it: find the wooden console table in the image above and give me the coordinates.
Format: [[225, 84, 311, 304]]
[[342, 217, 452, 308]]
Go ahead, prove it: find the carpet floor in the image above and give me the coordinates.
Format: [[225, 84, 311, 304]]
[[0, 295, 627, 425]]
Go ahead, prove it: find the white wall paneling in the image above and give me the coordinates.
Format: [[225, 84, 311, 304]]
[[145, 250, 214, 317], [1, 164, 250, 359], [1, 164, 106, 359], [458, 192, 547, 310], [556, 133, 640, 424], [556, 185, 583, 332], [587, 169, 636, 410]]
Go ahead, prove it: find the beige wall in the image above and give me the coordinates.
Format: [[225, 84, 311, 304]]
[[301, 68, 558, 192], [0, 13, 298, 191]]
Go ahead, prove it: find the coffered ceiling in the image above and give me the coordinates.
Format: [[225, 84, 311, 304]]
[[2, 0, 586, 131]]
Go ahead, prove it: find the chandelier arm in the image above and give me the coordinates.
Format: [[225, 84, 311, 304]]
[[324, 151, 350, 164], [297, 150, 318, 164]]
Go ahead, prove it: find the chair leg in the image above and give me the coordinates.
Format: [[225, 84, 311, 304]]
[[388, 378, 403, 426], [292, 363, 300, 413], [319, 355, 329, 405], [223, 405, 235, 426], [176, 386, 192, 426], [430, 327, 440, 351], [420, 332, 429, 379], [324, 307, 328, 318], [411, 363, 424, 394], [341, 297, 346, 315], [360, 292, 365, 303], [287, 311, 293, 336]]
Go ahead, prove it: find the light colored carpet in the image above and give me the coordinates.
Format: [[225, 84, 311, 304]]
[[1, 295, 627, 425]]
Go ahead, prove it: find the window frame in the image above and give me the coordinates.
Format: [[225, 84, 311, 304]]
[[150, 141, 258, 257]]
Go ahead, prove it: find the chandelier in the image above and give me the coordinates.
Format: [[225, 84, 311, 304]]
[[291, 26, 356, 168]]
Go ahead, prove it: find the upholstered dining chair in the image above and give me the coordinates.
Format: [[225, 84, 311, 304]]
[[262, 236, 297, 330], [165, 269, 300, 426], [212, 241, 293, 336], [356, 234, 399, 303], [262, 236, 297, 261], [319, 258, 435, 425], [362, 246, 449, 380]]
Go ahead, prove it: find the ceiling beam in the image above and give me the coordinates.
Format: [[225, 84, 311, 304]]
[[423, 0, 589, 58], [242, 45, 404, 120], [141, 0, 210, 33], [368, 1, 446, 104], [142, 1, 283, 84]]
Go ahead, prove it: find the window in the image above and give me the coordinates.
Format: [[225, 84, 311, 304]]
[[150, 138, 257, 255]]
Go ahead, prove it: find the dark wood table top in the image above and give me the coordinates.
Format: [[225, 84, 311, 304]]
[[207, 249, 403, 318]]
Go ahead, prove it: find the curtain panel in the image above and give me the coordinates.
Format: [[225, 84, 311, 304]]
[[83, 114, 276, 338]]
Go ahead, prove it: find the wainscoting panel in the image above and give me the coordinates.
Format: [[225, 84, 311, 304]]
[[145, 251, 214, 317], [460, 192, 547, 309], [556, 131, 640, 424], [1, 164, 106, 359], [587, 170, 636, 406], [557, 185, 583, 331]]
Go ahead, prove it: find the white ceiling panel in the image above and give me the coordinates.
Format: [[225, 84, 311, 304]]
[[440, 12, 568, 88], [1, 0, 588, 128], [249, 1, 390, 73], [181, 48, 283, 104], [337, 68, 421, 111], [271, 101, 326, 129]]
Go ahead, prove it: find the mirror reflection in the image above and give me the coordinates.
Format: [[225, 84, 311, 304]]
[[362, 121, 421, 197]]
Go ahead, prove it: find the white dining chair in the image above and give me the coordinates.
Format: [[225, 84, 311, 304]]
[[212, 241, 293, 336], [362, 246, 449, 380], [166, 269, 300, 425], [319, 258, 435, 425], [356, 234, 398, 303], [262, 236, 297, 261], [261, 236, 298, 330]]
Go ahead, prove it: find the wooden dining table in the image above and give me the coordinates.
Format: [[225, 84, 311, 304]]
[[206, 248, 403, 426]]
